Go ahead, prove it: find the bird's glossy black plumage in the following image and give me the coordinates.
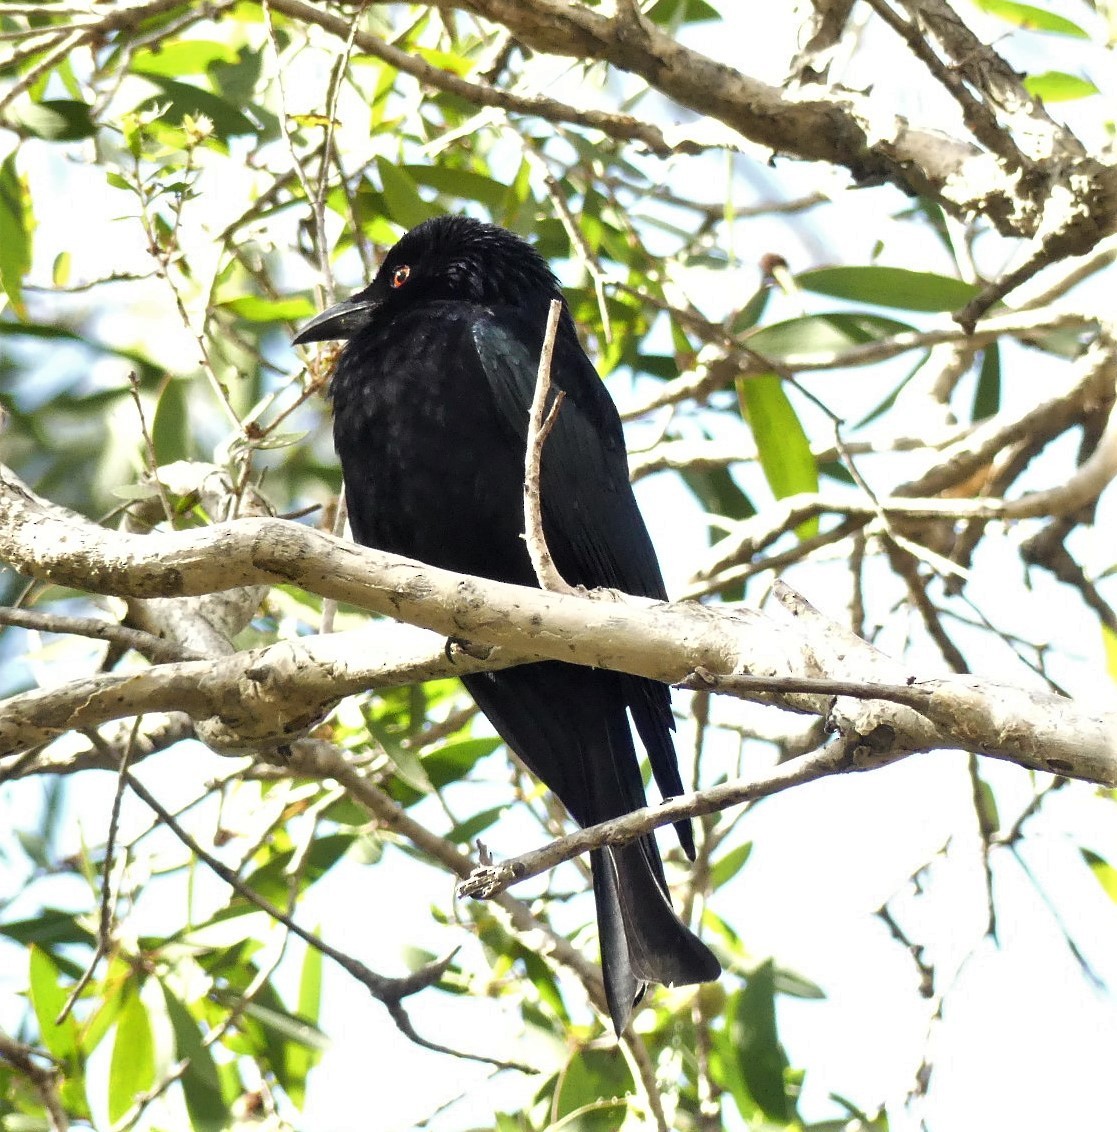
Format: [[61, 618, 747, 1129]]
[[295, 215, 720, 1031]]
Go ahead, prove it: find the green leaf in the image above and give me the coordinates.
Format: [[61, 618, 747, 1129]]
[[108, 986, 156, 1124], [972, 344, 1001, 421], [10, 99, 96, 141], [737, 374, 818, 538], [376, 157, 441, 229], [160, 981, 228, 1131], [28, 946, 80, 1060], [0, 909, 96, 948], [1023, 70, 1099, 101], [239, 833, 354, 906], [403, 165, 512, 211], [152, 378, 192, 464], [423, 736, 502, 789], [446, 804, 508, 845], [0, 152, 33, 318], [723, 961, 796, 1123], [710, 840, 753, 890], [366, 712, 434, 794], [52, 251, 71, 286], [1102, 623, 1117, 684], [748, 313, 914, 361], [220, 295, 316, 322], [797, 266, 980, 312], [647, 0, 722, 24], [1083, 848, 1117, 902], [132, 40, 239, 78], [136, 76, 259, 138], [971, 0, 1089, 36], [283, 940, 324, 1107], [730, 286, 771, 334], [550, 1046, 633, 1131], [773, 967, 826, 999], [240, 999, 330, 1051]]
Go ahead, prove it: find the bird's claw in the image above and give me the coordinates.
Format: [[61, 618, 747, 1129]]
[[444, 636, 494, 663], [458, 861, 518, 900]]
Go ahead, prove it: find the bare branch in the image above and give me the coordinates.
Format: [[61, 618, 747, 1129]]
[[2, 464, 1116, 785], [524, 298, 574, 594], [119, 754, 533, 1073], [460, 742, 849, 899], [0, 606, 199, 663]]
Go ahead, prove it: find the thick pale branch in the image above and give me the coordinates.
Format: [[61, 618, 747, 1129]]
[[448, 0, 1117, 245], [0, 623, 525, 757], [2, 463, 1117, 785]]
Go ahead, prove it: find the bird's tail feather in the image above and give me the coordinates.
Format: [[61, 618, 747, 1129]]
[[594, 839, 721, 1035], [462, 665, 721, 1034]]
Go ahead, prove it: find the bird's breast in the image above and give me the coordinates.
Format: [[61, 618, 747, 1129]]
[[330, 307, 536, 585]]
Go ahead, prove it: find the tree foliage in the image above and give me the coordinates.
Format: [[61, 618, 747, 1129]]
[[1, 1, 1116, 1129]]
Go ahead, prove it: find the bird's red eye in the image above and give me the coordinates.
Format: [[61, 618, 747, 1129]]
[[390, 264, 411, 289]]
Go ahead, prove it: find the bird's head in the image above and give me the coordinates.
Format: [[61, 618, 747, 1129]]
[[293, 215, 561, 345]]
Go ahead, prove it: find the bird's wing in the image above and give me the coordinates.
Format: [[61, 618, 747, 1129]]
[[471, 308, 666, 600], [471, 309, 691, 838]]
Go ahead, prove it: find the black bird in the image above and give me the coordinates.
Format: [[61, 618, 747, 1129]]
[[295, 215, 720, 1032]]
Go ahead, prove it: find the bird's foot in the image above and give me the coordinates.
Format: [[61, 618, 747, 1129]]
[[444, 636, 495, 663], [458, 860, 521, 900]]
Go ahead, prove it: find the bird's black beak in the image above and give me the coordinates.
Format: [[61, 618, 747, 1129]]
[[293, 294, 382, 345]]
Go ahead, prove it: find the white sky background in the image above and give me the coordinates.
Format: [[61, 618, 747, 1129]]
[[3, 1, 1117, 1130]]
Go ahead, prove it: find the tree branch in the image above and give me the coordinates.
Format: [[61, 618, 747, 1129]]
[[523, 298, 573, 593], [2, 463, 1116, 786]]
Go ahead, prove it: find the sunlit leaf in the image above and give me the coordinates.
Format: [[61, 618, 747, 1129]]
[[748, 313, 914, 360], [0, 152, 32, 317], [710, 840, 753, 890], [29, 946, 80, 1060], [376, 157, 441, 229], [0, 910, 96, 948], [797, 266, 979, 312], [108, 986, 155, 1124], [132, 39, 239, 78], [737, 373, 818, 538], [283, 939, 325, 1107], [1082, 849, 1117, 902], [424, 736, 502, 788], [160, 982, 228, 1130], [404, 164, 513, 210], [240, 999, 330, 1050], [647, 0, 721, 20], [1102, 623, 1117, 685], [1024, 71, 1100, 101], [136, 76, 259, 138], [550, 1046, 633, 1131], [221, 295, 316, 322], [446, 804, 508, 845], [971, 0, 1089, 36], [10, 99, 96, 141], [721, 961, 796, 1123]]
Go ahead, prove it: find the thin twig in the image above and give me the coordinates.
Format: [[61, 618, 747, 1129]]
[[120, 762, 532, 1072], [128, 372, 175, 526], [56, 722, 141, 1023], [320, 489, 348, 633], [459, 741, 850, 900], [524, 298, 575, 594], [0, 607, 199, 663]]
